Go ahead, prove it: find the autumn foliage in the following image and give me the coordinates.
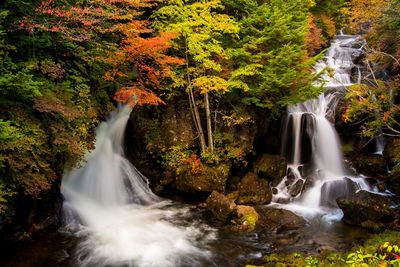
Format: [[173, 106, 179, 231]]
[[26, 0, 183, 107]]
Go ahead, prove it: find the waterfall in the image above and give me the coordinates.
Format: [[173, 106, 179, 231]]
[[62, 106, 214, 267], [274, 34, 371, 220]]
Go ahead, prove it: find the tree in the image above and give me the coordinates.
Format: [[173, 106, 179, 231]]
[[153, 0, 239, 152], [26, 0, 183, 107], [228, 0, 320, 113]]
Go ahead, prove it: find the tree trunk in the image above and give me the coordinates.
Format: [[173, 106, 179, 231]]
[[204, 92, 214, 151], [184, 35, 206, 152], [188, 88, 207, 152]]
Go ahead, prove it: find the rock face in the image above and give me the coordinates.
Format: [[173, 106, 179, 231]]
[[253, 154, 287, 186], [175, 163, 230, 193], [258, 207, 306, 232], [352, 154, 387, 177], [206, 191, 237, 221], [387, 172, 400, 195], [337, 190, 400, 231], [237, 172, 272, 205]]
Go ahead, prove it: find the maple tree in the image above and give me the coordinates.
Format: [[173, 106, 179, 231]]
[[25, 0, 183, 107]]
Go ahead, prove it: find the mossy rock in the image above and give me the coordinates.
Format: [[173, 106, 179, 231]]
[[384, 138, 400, 163], [237, 172, 272, 205], [253, 154, 286, 186], [206, 191, 236, 221], [231, 205, 259, 232], [175, 163, 230, 193], [337, 190, 400, 231], [257, 207, 306, 231], [387, 171, 400, 195], [351, 154, 387, 177]]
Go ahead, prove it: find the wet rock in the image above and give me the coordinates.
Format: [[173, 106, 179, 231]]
[[253, 154, 286, 186], [320, 178, 359, 208], [237, 173, 272, 205], [206, 191, 236, 221], [384, 138, 400, 164], [272, 188, 278, 195], [303, 175, 315, 192], [175, 163, 230, 193], [230, 205, 259, 232], [387, 172, 400, 195], [258, 207, 307, 232], [290, 179, 304, 197], [337, 190, 400, 231], [351, 154, 387, 177]]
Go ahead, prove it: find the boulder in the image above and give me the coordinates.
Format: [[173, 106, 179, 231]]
[[253, 154, 286, 186], [289, 179, 304, 197], [230, 205, 259, 232], [384, 138, 400, 163], [319, 177, 359, 208], [237, 173, 272, 205], [352, 154, 387, 177], [258, 207, 307, 232], [175, 163, 230, 193], [387, 172, 400, 195], [337, 190, 400, 231], [206, 191, 236, 221]]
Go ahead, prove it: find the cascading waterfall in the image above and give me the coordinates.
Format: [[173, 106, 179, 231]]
[[273, 33, 371, 220], [62, 106, 215, 267]]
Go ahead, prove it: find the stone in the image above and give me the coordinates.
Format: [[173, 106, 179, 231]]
[[319, 177, 358, 208], [337, 190, 400, 231], [387, 172, 400, 195], [289, 179, 304, 197], [258, 207, 307, 232], [253, 154, 286, 186], [206, 191, 237, 221], [351, 154, 387, 177], [237, 172, 272, 205], [175, 163, 230, 193], [231, 205, 260, 232]]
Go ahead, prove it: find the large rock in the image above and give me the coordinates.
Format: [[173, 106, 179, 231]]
[[384, 138, 400, 164], [175, 163, 230, 193], [352, 154, 387, 177], [319, 178, 359, 208], [387, 172, 400, 195], [230, 205, 259, 232], [253, 154, 286, 186], [257, 207, 307, 232], [337, 190, 400, 231], [206, 191, 236, 221], [237, 172, 272, 205]]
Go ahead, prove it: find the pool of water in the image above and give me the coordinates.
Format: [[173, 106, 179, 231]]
[[3, 204, 371, 267]]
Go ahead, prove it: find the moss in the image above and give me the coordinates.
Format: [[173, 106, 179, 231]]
[[253, 154, 286, 185], [235, 205, 259, 232], [257, 231, 400, 267]]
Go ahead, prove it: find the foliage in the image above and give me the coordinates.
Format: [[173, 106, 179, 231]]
[[342, 0, 400, 158], [27, 0, 183, 107], [342, 81, 399, 138], [228, 0, 321, 112], [261, 231, 400, 267]]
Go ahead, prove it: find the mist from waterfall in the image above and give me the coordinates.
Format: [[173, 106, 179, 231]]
[[273, 33, 371, 221], [61, 106, 215, 267]]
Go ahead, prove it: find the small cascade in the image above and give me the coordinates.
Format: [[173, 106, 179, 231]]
[[62, 106, 214, 267], [274, 34, 371, 220]]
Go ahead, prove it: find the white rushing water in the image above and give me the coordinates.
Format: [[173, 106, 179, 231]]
[[62, 106, 215, 267], [273, 33, 371, 221]]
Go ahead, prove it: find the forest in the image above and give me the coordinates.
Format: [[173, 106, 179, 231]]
[[0, 0, 400, 266]]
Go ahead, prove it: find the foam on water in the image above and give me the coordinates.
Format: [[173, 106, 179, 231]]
[[61, 106, 215, 267]]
